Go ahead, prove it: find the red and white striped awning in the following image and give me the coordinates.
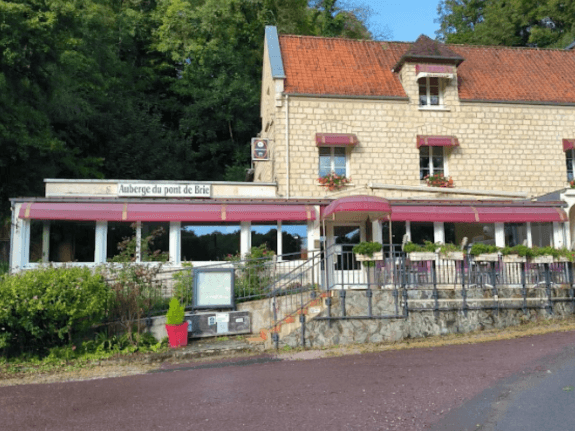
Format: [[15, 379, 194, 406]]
[[19, 202, 316, 222]]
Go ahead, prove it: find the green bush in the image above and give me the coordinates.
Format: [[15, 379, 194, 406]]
[[0, 267, 111, 357], [226, 244, 275, 301], [469, 243, 499, 256]]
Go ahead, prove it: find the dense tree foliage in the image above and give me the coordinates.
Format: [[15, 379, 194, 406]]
[[436, 0, 575, 48], [0, 0, 373, 220]]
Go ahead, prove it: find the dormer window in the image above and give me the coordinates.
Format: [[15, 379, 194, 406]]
[[419, 77, 441, 107]]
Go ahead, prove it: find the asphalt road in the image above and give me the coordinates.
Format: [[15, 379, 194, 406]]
[[1, 331, 575, 431]]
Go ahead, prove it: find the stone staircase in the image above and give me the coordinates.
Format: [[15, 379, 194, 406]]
[[246, 291, 332, 349]]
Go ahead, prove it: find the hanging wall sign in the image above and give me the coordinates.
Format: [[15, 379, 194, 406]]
[[118, 182, 211, 198]]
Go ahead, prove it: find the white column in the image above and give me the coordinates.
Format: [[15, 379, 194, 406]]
[[276, 221, 283, 258], [309, 209, 321, 251], [169, 221, 181, 265], [495, 223, 505, 247], [553, 221, 564, 248], [405, 221, 412, 242], [240, 221, 251, 256], [526, 222, 533, 248], [42, 221, 50, 263], [564, 222, 571, 250], [135, 221, 142, 262], [372, 220, 383, 244], [10, 203, 23, 271], [94, 221, 107, 264], [20, 218, 31, 270], [433, 222, 445, 244]]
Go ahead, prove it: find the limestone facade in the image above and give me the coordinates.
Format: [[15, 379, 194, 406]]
[[255, 49, 575, 201]]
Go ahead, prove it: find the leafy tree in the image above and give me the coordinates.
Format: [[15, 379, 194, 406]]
[[436, 0, 575, 48]]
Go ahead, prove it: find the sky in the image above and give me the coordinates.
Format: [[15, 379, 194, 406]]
[[365, 0, 442, 42]]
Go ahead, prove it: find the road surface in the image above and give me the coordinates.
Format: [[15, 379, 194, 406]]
[[1, 331, 574, 431]]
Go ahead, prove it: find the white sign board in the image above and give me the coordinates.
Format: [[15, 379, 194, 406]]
[[118, 182, 211, 198], [194, 269, 235, 309]]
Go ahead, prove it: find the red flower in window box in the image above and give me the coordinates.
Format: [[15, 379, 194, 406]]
[[318, 173, 351, 191], [424, 173, 454, 188], [570, 179, 575, 189]]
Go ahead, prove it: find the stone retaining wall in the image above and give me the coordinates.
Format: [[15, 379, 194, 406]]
[[280, 288, 574, 348]]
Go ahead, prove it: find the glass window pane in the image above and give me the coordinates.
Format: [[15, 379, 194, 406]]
[[282, 223, 307, 260], [319, 149, 331, 177], [141, 222, 169, 261], [420, 146, 430, 179], [410, 222, 434, 245], [29, 220, 44, 263], [418, 80, 427, 106], [567, 152, 573, 181], [432, 148, 444, 172], [445, 223, 456, 244], [49, 221, 95, 262], [531, 222, 552, 247], [107, 222, 136, 261], [251, 224, 277, 254], [181, 224, 240, 261], [381, 221, 406, 246], [505, 223, 527, 247], [333, 148, 346, 176]]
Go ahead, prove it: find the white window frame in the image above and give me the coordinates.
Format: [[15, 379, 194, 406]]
[[418, 77, 443, 108], [420, 146, 448, 180], [566, 149, 574, 182], [318, 146, 349, 178]]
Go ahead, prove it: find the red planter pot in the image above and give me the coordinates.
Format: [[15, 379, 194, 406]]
[[165, 323, 188, 348]]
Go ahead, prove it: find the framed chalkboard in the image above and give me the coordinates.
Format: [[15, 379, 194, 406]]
[[192, 268, 235, 309]]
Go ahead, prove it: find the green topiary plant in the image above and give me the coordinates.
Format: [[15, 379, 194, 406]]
[[352, 242, 383, 267], [469, 243, 499, 256], [165, 297, 185, 326], [352, 241, 382, 257]]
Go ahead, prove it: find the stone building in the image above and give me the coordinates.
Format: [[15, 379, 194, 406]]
[[254, 26, 575, 251]]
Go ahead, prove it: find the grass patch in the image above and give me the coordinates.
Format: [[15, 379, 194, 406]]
[[0, 334, 170, 380]]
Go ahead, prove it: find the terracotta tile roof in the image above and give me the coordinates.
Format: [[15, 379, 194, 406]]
[[278, 34, 575, 104], [279, 35, 408, 98]]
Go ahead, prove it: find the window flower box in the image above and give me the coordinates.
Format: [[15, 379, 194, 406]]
[[554, 256, 571, 263], [318, 172, 350, 191], [501, 255, 526, 263], [424, 173, 454, 188], [408, 252, 436, 261], [530, 255, 554, 264], [355, 252, 384, 262], [444, 251, 464, 260], [474, 253, 499, 262]]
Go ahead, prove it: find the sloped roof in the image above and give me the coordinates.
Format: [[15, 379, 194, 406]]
[[278, 34, 575, 104]]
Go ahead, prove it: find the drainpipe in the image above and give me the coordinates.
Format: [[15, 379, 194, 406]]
[[285, 93, 290, 199]]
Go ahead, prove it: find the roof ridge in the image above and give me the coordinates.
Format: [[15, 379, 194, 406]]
[[279, 34, 573, 52], [446, 42, 573, 52], [278, 34, 411, 45]]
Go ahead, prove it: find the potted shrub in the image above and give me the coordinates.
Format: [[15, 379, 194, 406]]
[[404, 241, 437, 261], [352, 242, 383, 264], [469, 243, 499, 262], [165, 297, 188, 348]]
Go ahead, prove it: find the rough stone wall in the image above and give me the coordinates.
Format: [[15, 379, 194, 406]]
[[280, 288, 574, 348], [259, 61, 575, 199]]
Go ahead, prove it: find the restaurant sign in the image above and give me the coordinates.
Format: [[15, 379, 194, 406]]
[[118, 182, 211, 198]]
